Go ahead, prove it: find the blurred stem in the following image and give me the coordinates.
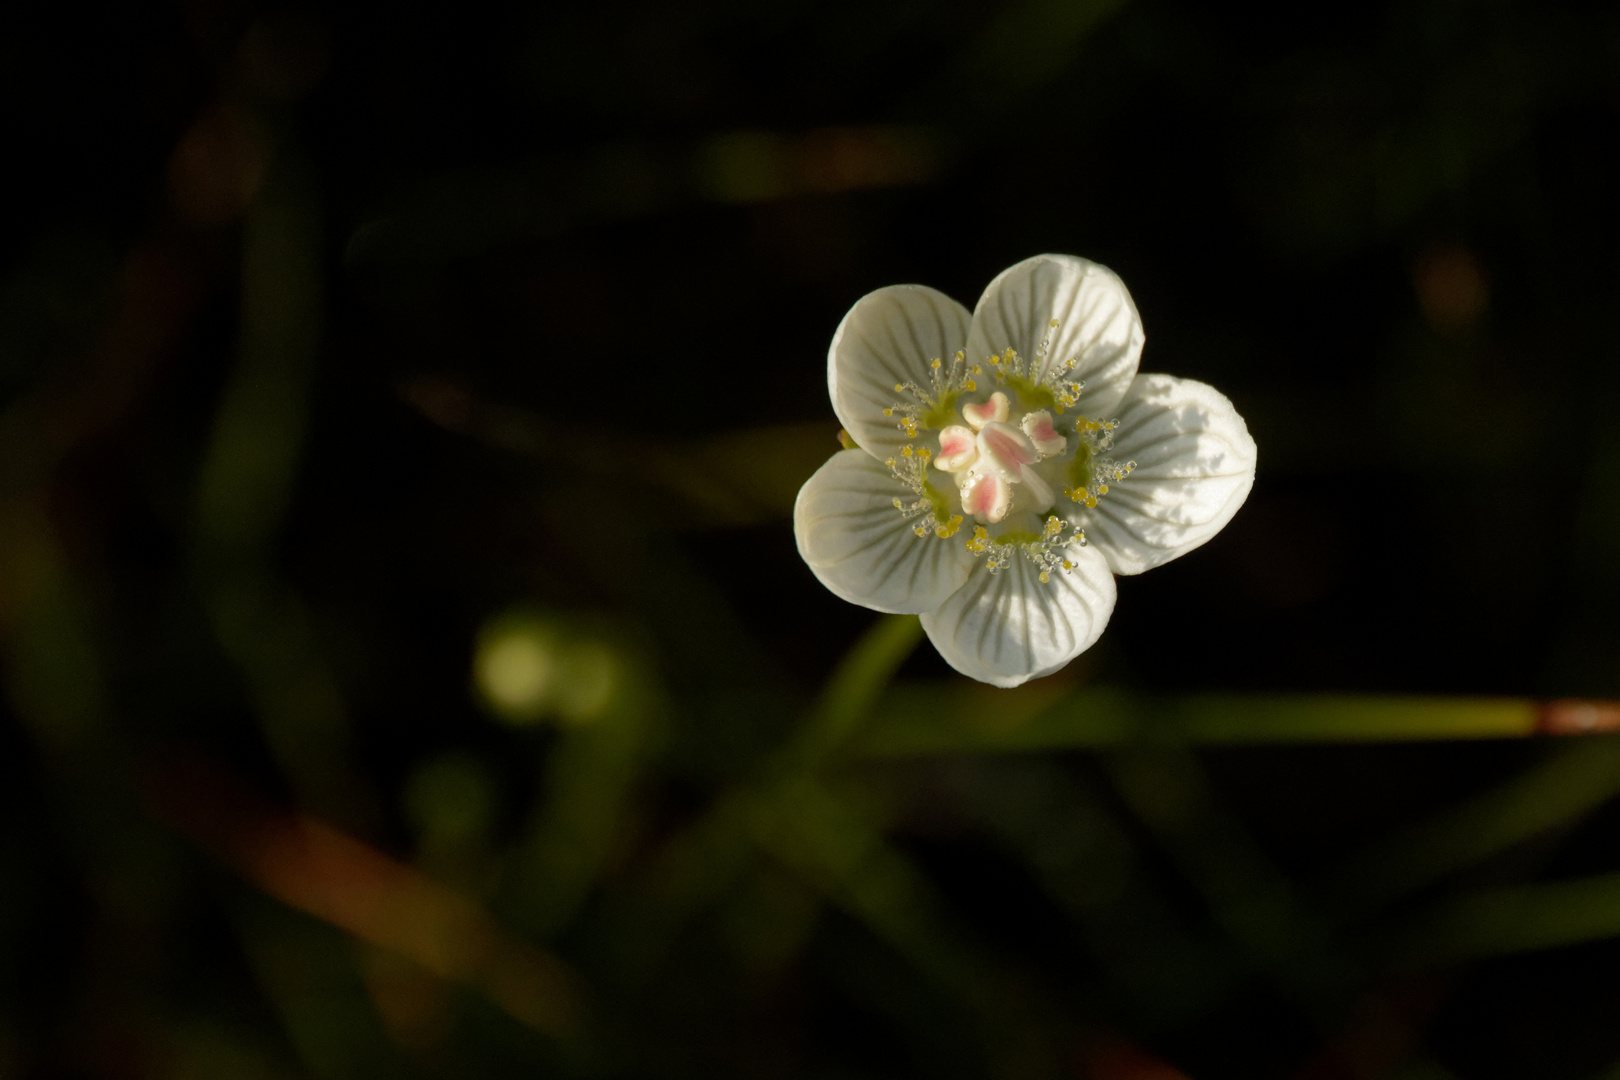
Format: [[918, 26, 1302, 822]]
[[598, 608, 919, 981], [965, 758, 1234, 1028], [1323, 737, 1620, 920], [791, 613, 923, 766], [1107, 748, 1357, 1026], [235, 900, 408, 1078], [505, 669, 657, 941], [1394, 868, 1620, 967], [191, 152, 371, 829], [853, 689, 1542, 756], [751, 774, 1053, 1079], [597, 788, 759, 988]]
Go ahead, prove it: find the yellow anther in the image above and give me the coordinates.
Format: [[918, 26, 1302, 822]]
[[894, 383, 904, 392], [964, 380, 976, 391], [930, 357, 942, 369], [1049, 319, 1059, 327], [1039, 571, 1050, 583], [1061, 560, 1074, 570], [885, 458, 896, 467], [917, 447, 932, 460], [883, 407, 893, 416], [1098, 484, 1109, 495], [1085, 496, 1098, 508], [901, 445, 913, 457], [913, 525, 928, 537]]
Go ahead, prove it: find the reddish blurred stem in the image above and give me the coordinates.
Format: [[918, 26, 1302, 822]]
[[139, 752, 583, 1037]]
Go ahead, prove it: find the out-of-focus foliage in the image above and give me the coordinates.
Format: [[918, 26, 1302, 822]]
[[5, 1, 1620, 1078]]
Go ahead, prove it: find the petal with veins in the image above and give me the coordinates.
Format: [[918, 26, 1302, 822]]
[[828, 285, 972, 458], [966, 255, 1143, 418], [921, 543, 1116, 688], [794, 450, 977, 613], [1084, 374, 1257, 575]]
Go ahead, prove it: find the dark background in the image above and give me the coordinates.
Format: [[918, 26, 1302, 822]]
[[4, 1, 1620, 1078]]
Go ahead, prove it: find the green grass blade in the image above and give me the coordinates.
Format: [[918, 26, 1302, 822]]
[[853, 688, 1544, 755], [1324, 738, 1620, 919], [1396, 869, 1620, 967]]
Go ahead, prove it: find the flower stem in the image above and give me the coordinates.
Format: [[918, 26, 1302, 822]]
[[792, 613, 923, 766]]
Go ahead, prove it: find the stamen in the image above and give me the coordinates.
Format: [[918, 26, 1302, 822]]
[[1061, 416, 1135, 508], [884, 449, 962, 539], [884, 349, 980, 439], [984, 320, 1085, 412], [963, 515, 1088, 579]]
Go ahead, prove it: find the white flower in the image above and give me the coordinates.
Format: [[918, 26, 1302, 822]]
[[794, 254, 1257, 688]]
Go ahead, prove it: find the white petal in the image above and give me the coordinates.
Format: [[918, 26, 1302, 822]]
[[794, 449, 976, 614], [965, 255, 1143, 418], [1085, 374, 1257, 576], [921, 544, 1116, 688], [828, 285, 973, 458]]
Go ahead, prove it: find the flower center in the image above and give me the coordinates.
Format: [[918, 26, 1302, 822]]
[[932, 391, 1061, 525], [879, 322, 1138, 582]]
